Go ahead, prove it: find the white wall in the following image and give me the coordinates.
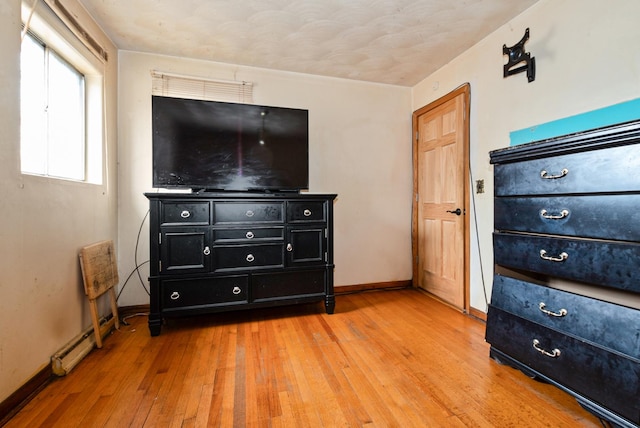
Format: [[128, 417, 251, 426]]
[[412, 0, 640, 312], [0, 0, 118, 404], [116, 52, 413, 306]]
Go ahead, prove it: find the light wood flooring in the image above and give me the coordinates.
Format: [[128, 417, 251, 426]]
[[6, 288, 602, 427]]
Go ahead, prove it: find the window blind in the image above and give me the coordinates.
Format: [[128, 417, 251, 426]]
[[151, 71, 253, 103]]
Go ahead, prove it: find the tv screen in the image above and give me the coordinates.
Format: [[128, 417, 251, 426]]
[[152, 96, 309, 192]]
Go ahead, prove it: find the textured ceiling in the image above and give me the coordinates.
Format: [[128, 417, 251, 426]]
[[79, 0, 539, 86]]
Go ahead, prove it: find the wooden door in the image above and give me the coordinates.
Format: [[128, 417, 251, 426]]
[[412, 85, 469, 311]]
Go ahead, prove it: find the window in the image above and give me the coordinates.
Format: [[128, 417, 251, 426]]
[[20, 0, 105, 184], [21, 32, 86, 180]]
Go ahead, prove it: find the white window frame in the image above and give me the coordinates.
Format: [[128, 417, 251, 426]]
[[20, 0, 105, 184]]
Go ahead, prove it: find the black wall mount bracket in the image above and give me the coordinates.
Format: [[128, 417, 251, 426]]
[[503, 28, 536, 83]]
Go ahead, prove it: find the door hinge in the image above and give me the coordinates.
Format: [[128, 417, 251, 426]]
[[415, 193, 419, 202], [159, 261, 162, 272], [158, 232, 162, 245], [415, 131, 419, 141]]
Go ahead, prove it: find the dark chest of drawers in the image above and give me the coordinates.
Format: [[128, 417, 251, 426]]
[[146, 193, 337, 336], [486, 121, 640, 427]]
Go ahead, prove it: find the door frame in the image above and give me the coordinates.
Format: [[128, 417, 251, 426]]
[[411, 84, 471, 313]]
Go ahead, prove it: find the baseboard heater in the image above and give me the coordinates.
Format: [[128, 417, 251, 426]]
[[51, 316, 116, 376]]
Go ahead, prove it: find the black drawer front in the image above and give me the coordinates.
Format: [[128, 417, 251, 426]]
[[161, 202, 210, 225], [287, 201, 326, 222], [494, 232, 640, 293], [491, 274, 640, 358], [213, 227, 284, 243], [495, 194, 640, 241], [252, 269, 326, 301], [486, 307, 640, 423], [212, 243, 284, 271], [214, 202, 283, 224], [161, 276, 248, 309], [494, 144, 640, 196]]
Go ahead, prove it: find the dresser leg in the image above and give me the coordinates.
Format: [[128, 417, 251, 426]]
[[325, 295, 335, 314], [148, 315, 162, 336]]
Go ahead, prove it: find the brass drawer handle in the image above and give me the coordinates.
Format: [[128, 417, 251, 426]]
[[180, 210, 191, 218], [232, 286, 242, 295], [203, 246, 211, 256], [540, 209, 569, 220], [532, 339, 561, 358], [538, 302, 568, 317], [539, 249, 568, 262], [286, 243, 293, 252], [246, 231, 254, 239], [245, 210, 254, 217], [170, 291, 180, 300], [540, 168, 568, 179], [303, 209, 312, 217], [246, 254, 255, 262]]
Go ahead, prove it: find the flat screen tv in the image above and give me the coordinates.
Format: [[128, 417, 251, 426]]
[[152, 96, 309, 192]]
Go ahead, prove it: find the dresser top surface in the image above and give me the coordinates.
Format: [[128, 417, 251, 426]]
[[146, 192, 338, 201], [490, 120, 640, 164]]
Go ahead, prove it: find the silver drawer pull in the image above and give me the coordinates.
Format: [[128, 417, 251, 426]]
[[232, 286, 242, 295], [170, 291, 180, 300], [245, 210, 254, 217], [538, 302, 568, 317], [180, 210, 191, 218], [532, 339, 561, 358], [539, 249, 568, 262], [286, 243, 293, 252], [540, 209, 569, 220], [246, 231, 254, 239], [203, 246, 211, 256], [303, 209, 312, 217], [246, 254, 255, 262], [540, 168, 568, 179]]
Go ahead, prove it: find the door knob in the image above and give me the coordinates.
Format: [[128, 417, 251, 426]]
[[446, 208, 462, 216]]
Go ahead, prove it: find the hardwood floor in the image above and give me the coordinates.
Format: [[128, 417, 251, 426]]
[[6, 289, 601, 427]]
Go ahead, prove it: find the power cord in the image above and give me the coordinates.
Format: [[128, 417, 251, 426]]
[[465, 85, 489, 308], [469, 165, 489, 308], [116, 260, 150, 301], [134, 209, 150, 295], [116, 209, 151, 302]]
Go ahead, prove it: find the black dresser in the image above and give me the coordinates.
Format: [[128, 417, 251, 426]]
[[486, 121, 640, 427], [145, 192, 337, 336]]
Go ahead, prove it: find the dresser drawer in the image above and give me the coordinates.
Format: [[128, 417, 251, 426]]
[[491, 274, 640, 358], [160, 276, 248, 310], [160, 201, 210, 225], [486, 307, 640, 423], [212, 243, 284, 271], [214, 202, 283, 224], [252, 269, 326, 301], [494, 144, 640, 196], [213, 226, 284, 243], [494, 232, 640, 293], [287, 201, 326, 222], [495, 194, 640, 241]]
